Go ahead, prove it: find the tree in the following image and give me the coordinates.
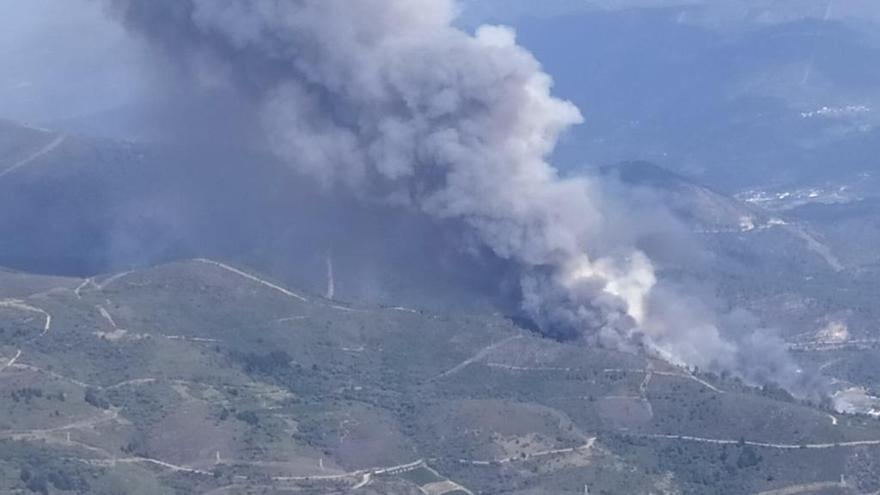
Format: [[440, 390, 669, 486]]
[[736, 446, 761, 469], [84, 388, 109, 409]]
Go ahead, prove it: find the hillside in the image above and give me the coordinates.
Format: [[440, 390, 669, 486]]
[[0, 120, 513, 315], [601, 161, 880, 344], [1, 260, 879, 494], [3, 1, 880, 493]]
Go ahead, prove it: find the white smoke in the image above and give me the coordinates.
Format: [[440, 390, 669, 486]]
[[103, 0, 813, 391]]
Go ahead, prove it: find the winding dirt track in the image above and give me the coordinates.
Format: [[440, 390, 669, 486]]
[[0, 299, 52, 336], [74, 278, 94, 299], [195, 259, 308, 301], [0, 299, 54, 377], [638, 433, 880, 450], [0, 350, 22, 373], [457, 438, 596, 466], [97, 305, 118, 329], [0, 133, 66, 179], [755, 481, 846, 495], [436, 335, 523, 379], [95, 271, 133, 290]]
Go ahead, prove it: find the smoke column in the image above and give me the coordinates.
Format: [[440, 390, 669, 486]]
[[102, 0, 814, 391]]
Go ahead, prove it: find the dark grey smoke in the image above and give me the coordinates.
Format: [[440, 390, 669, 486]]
[[99, 0, 817, 393]]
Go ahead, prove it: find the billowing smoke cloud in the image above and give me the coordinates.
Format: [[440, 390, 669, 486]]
[[101, 0, 816, 392]]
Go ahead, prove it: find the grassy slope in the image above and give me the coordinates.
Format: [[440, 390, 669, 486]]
[[0, 260, 878, 494]]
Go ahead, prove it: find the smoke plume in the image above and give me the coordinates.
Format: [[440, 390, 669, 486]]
[[101, 0, 814, 392]]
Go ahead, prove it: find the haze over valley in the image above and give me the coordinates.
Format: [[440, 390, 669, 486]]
[[1, 1, 879, 493]]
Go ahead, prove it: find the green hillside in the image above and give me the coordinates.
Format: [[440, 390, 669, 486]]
[[1, 260, 878, 494]]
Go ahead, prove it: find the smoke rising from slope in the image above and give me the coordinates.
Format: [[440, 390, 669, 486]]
[[102, 0, 814, 392]]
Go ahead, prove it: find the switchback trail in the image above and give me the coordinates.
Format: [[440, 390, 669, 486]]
[[0, 299, 52, 336]]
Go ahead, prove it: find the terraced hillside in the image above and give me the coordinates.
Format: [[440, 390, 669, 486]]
[[1, 260, 879, 494]]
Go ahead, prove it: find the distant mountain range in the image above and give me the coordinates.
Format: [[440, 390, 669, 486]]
[[461, 4, 880, 193]]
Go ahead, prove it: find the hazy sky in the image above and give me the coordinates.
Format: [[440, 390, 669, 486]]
[[0, 0, 147, 124], [460, 0, 880, 24], [2, 0, 877, 127]]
